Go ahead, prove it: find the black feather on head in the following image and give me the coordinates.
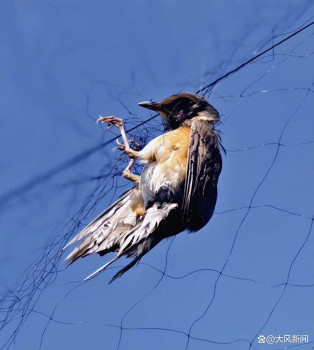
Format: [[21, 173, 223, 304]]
[[139, 93, 219, 130]]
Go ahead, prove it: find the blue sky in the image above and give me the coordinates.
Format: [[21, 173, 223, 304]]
[[0, 1, 313, 350]]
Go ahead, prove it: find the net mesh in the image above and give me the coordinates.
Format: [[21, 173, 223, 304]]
[[0, 4, 313, 350]]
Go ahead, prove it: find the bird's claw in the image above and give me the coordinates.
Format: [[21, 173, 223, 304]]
[[97, 116, 123, 130], [116, 138, 125, 150]]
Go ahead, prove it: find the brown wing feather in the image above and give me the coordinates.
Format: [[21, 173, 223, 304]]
[[182, 119, 222, 230]]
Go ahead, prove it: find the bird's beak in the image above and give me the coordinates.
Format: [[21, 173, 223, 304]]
[[138, 101, 160, 111]]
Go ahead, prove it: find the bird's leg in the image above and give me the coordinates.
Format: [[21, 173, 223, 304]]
[[122, 159, 140, 183], [118, 140, 142, 183], [97, 116, 139, 159], [97, 116, 140, 183]]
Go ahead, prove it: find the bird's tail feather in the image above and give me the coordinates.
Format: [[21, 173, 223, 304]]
[[109, 258, 139, 284], [84, 203, 179, 282], [64, 186, 144, 264], [63, 187, 136, 252]]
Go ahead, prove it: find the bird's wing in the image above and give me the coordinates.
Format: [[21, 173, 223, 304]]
[[63, 183, 181, 282], [85, 202, 180, 282], [63, 186, 144, 263], [182, 119, 222, 219]]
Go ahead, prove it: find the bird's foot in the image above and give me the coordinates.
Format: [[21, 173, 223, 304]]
[[97, 115, 139, 159], [97, 116, 123, 130], [121, 159, 139, 183], [122, 169, 140, 183], [116, 138, 125, 151]]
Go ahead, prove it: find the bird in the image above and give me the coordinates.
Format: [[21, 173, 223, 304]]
[[63, 92, 224, 283]]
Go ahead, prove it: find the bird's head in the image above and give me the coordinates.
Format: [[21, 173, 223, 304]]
[[138, 92, 219, 130]]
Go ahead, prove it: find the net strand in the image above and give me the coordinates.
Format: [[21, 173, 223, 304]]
[[1, 15, 313, 350]]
